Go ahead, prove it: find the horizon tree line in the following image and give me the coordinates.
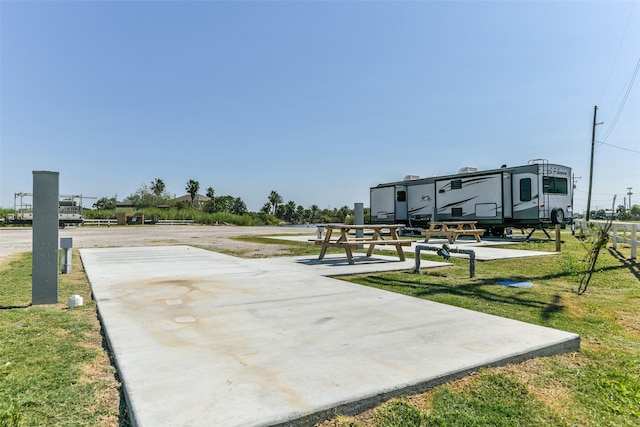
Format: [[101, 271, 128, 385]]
[[92, 179, 357, 224]]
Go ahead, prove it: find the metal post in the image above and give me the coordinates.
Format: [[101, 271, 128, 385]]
[[632, 224, 637, 261], [354, 203, 364, 249], [32, 171, 59, 305], [60, 237, 73, 274]]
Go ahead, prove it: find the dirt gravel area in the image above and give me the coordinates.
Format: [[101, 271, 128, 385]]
[[0, 224, 315, 262]]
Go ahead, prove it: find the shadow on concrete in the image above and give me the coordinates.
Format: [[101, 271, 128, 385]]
[[350, 274, 567, 324], [295, 256, 404, 268]]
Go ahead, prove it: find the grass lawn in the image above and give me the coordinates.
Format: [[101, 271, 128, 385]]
[[0, 251, 124, 427], [1, 230, 639, 426]]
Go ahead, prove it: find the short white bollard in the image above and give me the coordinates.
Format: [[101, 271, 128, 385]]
[[68, 294, 83, 308]]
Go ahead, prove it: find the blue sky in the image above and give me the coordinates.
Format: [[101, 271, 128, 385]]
[[1, 0, 638, 213]]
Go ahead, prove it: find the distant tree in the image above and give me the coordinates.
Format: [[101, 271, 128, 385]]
[[260, 203, 272, 214], [231, 197, 247, 215], [337, 205, 352, 222], [215, 195, 234, 213], [206, 186, 215, 199], [310, 204, 319, 222], [285, 201, 297, 222], [296, 205, 305, 223], [204, 187, 215, 212], [128, 184, 157, 209], [150, 178, 165, 197], [268, 191, 283, 216], [93, 196, 117, 210], [186, 180, 200, 204]]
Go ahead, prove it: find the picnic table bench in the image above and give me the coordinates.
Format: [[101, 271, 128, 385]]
[[421, 221, 485, 244], [311, 224, 412, 265]]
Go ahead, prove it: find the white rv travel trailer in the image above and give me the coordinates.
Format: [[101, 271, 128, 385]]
[[370, 159, 572, 236]]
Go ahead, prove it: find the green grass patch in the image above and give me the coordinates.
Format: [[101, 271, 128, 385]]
[[318, 233, 640, 427], [0, 252, 122, 426]]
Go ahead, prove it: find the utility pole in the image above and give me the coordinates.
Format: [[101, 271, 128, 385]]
[[627, 187, 633, 210], [586, 106, 603, 222], [572, 175, 580, 216]]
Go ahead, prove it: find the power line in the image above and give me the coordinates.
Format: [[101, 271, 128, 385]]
[[599, 56, 640, 143], [598, 0, 637, 105], [596, 140, 640, 154]]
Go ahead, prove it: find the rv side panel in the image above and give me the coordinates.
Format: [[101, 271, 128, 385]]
[[370, 186, 396, 224], [435, 173, 503, 222]]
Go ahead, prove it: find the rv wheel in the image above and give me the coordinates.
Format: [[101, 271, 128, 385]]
[[490, 227, 505, 237], [551, 208, 565, 224]]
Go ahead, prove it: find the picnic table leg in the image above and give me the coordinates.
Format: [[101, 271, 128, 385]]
[[318, 228, 333, 259], [366, 243, 377, 257], [344, 245, 355, 265], [395, 244, 406, 261]]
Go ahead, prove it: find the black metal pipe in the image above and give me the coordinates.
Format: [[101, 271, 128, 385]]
[[414, 244, 476, 278]]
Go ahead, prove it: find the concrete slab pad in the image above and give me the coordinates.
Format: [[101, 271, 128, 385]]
[[81, 246, 579, 427]]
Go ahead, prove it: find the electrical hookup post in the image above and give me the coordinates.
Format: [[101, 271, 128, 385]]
[[32, 171, 59, 305]]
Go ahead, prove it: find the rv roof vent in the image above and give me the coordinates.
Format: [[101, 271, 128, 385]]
[[458, 166, 477, 174], [404, 174, 420, 181]]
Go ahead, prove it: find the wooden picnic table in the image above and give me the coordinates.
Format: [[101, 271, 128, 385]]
[[312, 224, 412, 265], [421, 221, 485, 244]]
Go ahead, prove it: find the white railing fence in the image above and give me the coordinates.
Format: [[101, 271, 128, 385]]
[[574, 219, 638, 260], [83, 218, 118, 226], [155, 220, 195, 225], [83, 219, 196, 226]]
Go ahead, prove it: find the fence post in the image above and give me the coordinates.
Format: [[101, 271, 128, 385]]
[[632, 224, 637, 261], [612, 224, 618, 250]]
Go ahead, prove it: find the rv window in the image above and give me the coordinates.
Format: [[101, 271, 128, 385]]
[[543, 177, 568, 194], [520, 178, 532, 201], [451, 180, 462, 190], [396, 190, 406, 202], [452, 207, 463, 217]]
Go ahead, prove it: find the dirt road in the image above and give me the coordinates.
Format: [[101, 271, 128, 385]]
[[0, 224, 314, 262]]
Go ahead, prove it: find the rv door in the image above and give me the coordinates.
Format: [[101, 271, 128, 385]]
[[395, 185, 408, 223]]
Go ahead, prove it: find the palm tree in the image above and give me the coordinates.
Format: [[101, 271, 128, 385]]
[[310, 204, 319, 222], [150, 178, 165, 197], [205, 186, 215, 210], [205, 186, 215, 199], [268, 191, 283, 216], [186, 179, 200, 204]]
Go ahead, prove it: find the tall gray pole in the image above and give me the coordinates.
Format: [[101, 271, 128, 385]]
[[354, 203, 364, 248], [32, 171, 59, 305], [586, 106, 597, 222]]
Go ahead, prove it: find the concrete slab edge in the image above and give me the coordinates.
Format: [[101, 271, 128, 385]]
[[271, 334, 581, 427], [93, 302, 141, 427]]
